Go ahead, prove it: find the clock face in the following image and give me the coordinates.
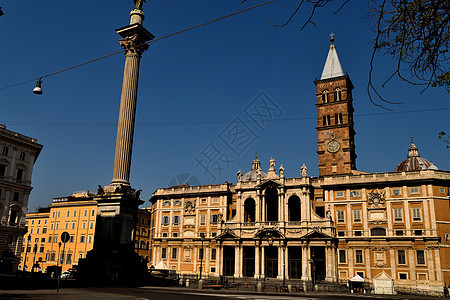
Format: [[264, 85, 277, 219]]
[[327, 140, 340, 153]]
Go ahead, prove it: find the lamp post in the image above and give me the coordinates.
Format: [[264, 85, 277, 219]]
[[23, 234, 31, 272], [57, 242, 61, 274], [199, 233, 205, 281], [31, 243, 37, 273]]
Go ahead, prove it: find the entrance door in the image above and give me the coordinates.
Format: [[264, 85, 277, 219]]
[[288, 246, 302, 279], [223, 246, 235, 276], [265, 246, 278, 278], [243, 247, 255, 277], [311, 246, 326, 282]]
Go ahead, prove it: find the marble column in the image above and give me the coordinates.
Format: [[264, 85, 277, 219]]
[[234, 244, 240, 278], [110, 10, 154, 187], [261, 247, 265, 278], [254, 245, 260, 279]]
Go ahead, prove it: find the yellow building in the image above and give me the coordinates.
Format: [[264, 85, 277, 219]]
[[21, 191, 153, 273], [21, 191, 97, 272]]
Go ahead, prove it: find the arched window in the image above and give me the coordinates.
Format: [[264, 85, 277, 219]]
[[265, 187, 278, 222], [288, 195, 301, 222], [322, 90, 329, 103], [371, 227, 387, 236], [334, 88, 342, 101], [244, 198, 256, 222]]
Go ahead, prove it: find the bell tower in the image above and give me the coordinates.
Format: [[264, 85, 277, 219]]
[[314, 35, 356, 176]]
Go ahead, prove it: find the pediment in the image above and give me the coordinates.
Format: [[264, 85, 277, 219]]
[[301, 230, 333, 240], [215, 229, 240, 240], [255, 179, 282, 189], [254, 228, 285, 239]]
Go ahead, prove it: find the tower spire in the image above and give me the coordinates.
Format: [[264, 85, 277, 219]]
[[320, 33, 344, 80]]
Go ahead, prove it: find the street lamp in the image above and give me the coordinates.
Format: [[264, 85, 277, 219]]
[[23, 234, 31, 272], [32, 243, 37, 272], [199, 233, 205, 281]]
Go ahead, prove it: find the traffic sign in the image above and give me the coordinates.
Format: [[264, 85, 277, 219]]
[[61, 231, 70, 244]]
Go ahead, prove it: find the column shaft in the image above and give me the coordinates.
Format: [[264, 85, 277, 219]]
[[111, 52, 141, 186]]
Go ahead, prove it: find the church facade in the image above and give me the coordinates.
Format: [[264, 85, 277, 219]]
[[149, 38, 450, 291]]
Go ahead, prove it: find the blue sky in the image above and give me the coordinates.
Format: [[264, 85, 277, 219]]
[[1, 1, 448, 211]]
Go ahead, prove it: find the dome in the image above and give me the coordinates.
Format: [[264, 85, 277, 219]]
[[242, 154, 267, 182], [394, 140, 438, 172]]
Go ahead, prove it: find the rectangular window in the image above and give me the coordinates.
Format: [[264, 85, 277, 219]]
[[84, 210, 87, 216], [338, 231, 345, 237], [39, 246, 44, 253], [173, 232, 178, 237], [42, 227, 47, 234], [398, 250, 406, 265], [65, 222, 69, 229], [66, 253, 72, 265], [69, 235, 74, 243], [210, 214, 219, 224], [88, 235, 93, 243], [72, 222, 76, 230], [414, 229, 423, 235], [353, 210, 361, 222], [162, 216, 170, 225], [48, 236, 52, 243], [211, 248, 217, 260], [417, 250, 425, 265], [57, 211, 60, 218], [201, 198, 207, 204], [36, 227, 40, 234], [354, 230, 362, 236], [80, 235, 85, 243], [212, 198, 219, 204], [412, 207, 422, 221], [410, 187, 420, 195], [16, 169, 24, 180], [163, 201, 171, 206], [171, 248, 177, 259], [392, 188, 401, 196], [90, 221, 94, 229], [399, 273, 407, 280], [0, 164, 6, 176], [440, 187, 446, 194], [173, 215, 180, 225], [56, 222, 59, 229], [91, 209, 95, 216], [161, 248, 167, 259], [13, 192, 19, 202], [350, 190, 360, 198], [337, 210, 345, 223], [19, 152, 26, 160], [395, 230, 404, 236], [74, 210, 77, 217], [393, 208, 403, 222], [82, 221, 86, 229], [66, 211, 70, 217], [54, 235, 57, 243], [41, 237, 45, 243], [355, 250, 363, 264], [200, 214, 206, 225], [339, 250, 346, 263], [2, 146, 9, 156], [336, 191, 345, 198]]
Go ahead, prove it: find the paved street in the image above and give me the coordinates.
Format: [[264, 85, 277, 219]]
[[0, 286, 443, 300]]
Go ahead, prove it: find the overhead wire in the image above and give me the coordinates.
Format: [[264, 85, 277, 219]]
[[4, 107, 450, 127], [0, 0, 276, 92]]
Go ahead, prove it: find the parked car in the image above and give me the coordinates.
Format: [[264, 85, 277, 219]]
[[60, 271, 70, 279]]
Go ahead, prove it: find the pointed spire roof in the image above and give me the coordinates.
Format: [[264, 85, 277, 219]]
[[320, 33, 344, 80]]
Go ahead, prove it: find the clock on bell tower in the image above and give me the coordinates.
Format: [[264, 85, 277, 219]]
[[314, 35, 357, 176]]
